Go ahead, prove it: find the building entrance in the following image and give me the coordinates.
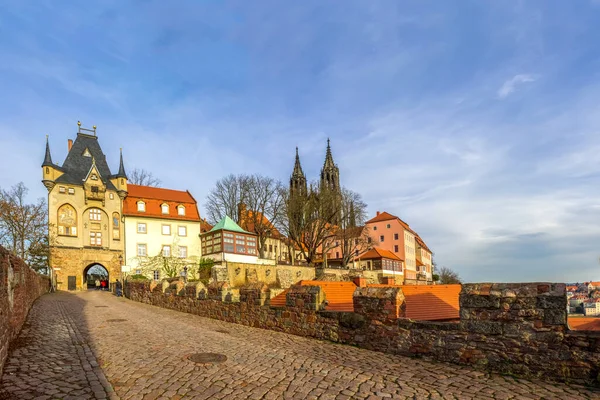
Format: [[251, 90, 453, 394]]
[[84, 263, 109, 290]]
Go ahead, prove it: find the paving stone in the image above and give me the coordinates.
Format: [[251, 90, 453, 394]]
[[1, 291, 600, 399]]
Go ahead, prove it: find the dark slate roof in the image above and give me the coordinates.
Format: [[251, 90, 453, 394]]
[[55, 133, 117, 190], [42, 138, 54, 167], [115, 149, 127, 179]]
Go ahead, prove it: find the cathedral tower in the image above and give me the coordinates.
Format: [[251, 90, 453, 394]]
[[320, 138, 340, 192], [289, 147, 307, 196]]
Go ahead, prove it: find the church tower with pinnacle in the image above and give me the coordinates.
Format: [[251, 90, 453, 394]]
[[320, 138, 340, 192], [289, 147, 307, 196]]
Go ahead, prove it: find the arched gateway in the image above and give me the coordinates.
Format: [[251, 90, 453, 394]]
[[84, 263, 109, 289]]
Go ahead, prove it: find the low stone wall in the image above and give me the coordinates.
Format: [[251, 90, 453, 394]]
[[216, 262, 316, 288], [125, 280, 600, 386], [0, 246, 50, 376]]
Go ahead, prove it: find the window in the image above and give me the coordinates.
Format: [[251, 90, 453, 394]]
[[137, 201, 145, 212], [57, 204, 77, 237], [367, 237, 372, 244], [336, 251, 339, 258], [89, 208, 102, 221], [177, 205, 185, 216], [112, 213, 120, 240], [59, 186, 66, 193], [83, 148, 91, 157], [394, 245, 399, 252], [45, 167, 49, 174], [178, 226, 187, 237], [91, 186, 99, 193], [387, 224, 391, 229], [153, 270, 160, 280], [380, 235, 384, 242], [162, 245, 171, 257], [109, 193, 114, 200], [269, 244, 273, 252], [90, 232, 102, 246], [162, 225, 171, 235], [161, 204, 169, 214], [394, 233, 399, 240], [68, 188, 75, 195], [137, 243, 147, 256], [137, 223, 147, 233], [373, 226, 377, 231], [179, 246, 187, 258]]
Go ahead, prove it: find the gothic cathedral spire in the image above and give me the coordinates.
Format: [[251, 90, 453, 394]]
[[320, 138, 340, 191], [290, 146, 307, 195]]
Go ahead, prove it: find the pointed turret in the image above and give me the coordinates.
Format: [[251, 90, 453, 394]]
[[290, 146, 307, 195], [323, 138, 335, 169], [116, 148, 127, 179], [42, 136, 54, 167]]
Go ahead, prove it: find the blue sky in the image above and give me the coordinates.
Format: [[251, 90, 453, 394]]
[[1, 1, 600, 282]]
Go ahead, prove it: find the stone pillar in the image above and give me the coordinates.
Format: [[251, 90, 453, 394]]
[[240, 283, 269, 306], [353, 287, 405, 321], [286, 285, 325, 311]]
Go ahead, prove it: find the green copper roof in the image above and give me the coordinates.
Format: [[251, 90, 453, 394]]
[[209, 215, 250, 234]]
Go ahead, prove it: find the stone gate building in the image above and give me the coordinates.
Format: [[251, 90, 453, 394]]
[[42, 123, 127, 290]]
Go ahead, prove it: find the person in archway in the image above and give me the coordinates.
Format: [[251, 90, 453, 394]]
[[115, 279, 123, 297], [95, 278, 100, 290], [101, 279, 107, 291]]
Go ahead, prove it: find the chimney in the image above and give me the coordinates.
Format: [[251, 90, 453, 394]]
[[353, 276, 367, 288], [68, 139, 73, 152], [376, 211, 380, 216]]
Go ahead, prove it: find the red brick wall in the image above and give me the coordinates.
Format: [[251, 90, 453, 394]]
[[0, 246, 50, 376], [126, 280, 600, 386]]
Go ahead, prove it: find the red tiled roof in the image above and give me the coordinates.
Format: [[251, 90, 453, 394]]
[[415, 235, 431, 253], [124, 184, 200, 221], [239, 209, 283, 239], [200, 218, 213, 233], [589, 281, 600, 287], [566, 285, 579, 292], [356, 247, 403, 261], [367, 284, 461, 321], [270, 281, 357, 312], [569, 317, 600, 331]]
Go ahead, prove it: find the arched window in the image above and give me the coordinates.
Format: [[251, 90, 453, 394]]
[[89, 208, 102, 221], [161, 204, 169, 214], [177, 205, 185, 216], [57, 204, 77, 236], [137, 201, 145, 212], [112, 212, 120, 240], [45, 167, 49, 174]]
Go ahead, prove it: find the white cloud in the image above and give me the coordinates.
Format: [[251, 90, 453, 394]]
[[497, 74, 538, 98]]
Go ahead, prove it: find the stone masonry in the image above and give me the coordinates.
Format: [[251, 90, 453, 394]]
[[126, 280, 600, 386], [0, 246, 49, 376]]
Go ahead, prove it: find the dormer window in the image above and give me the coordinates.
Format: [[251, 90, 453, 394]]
[[137, 201, 146, 212], [83, 148, 91, 157], [177, 205, 185, 216], [161, 204, 169, 214]]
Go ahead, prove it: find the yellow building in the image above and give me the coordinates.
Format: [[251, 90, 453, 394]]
[[123, 185, 201, 280], [43, 124, 127, 290]]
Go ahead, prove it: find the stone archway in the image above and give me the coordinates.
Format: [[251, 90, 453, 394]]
[[84, 263, 109, 290]]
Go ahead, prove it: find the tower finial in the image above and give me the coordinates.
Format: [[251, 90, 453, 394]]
[[116, 147, 127, 179]]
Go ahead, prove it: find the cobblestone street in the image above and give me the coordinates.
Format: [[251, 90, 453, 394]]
[[1, 291, 599, 400]]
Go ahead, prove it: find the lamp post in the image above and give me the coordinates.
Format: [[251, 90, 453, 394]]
[[183, 265, 188, 283], [118, 254, 123, 293]]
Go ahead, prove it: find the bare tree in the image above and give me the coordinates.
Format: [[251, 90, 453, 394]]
[[0, 182, 48, 273], [437, 266, 462, 284], [281, 182, 341, 265], [335, 188, 371, 268], [205, 174, 249, 224], [129, 168, 161, 187], [133, 237, 198, 280], [240, 175, 286, 259]]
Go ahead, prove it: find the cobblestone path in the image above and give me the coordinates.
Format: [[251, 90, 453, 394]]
[[1, 292, 599, 400]]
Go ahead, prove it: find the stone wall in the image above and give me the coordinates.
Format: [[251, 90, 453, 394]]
[[0, 246, 50, 376], [125, 280, 600, 386], [214, 262, 316, 288]]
